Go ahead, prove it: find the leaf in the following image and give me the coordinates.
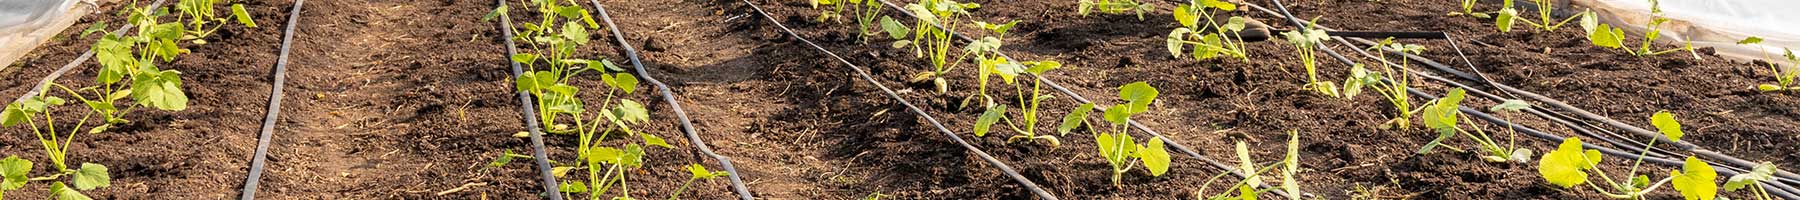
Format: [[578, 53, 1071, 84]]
[[489, 149, 515, 168], [1201, 0, 1237, 10], [1650, 110, 1683, 142], [1138, 138, 1171, 176], [551, 166, 574, 177], [1173, 5, 1197, 28], [1738, 36, 1764, 45], [879, 16, 910, 40], [586, 147, 624, 163], [132, 70, 189, 111], [2, 104, 27, 127], [1539, 137, 1600, 188], [72, 163, 110, 190], [482, 5, 508, 21], [992, 60, 1024, 84], [50, 182, 92, 200], [560, 182, 588, 193], [1283, 130, 1300, 196], [1057, 103, 1095, 135], [613, 99, 649, 124], [1580, 11, 1599, 34], [973, 105, 1007, 137], [606, 73, 640, 94], [1490, 99, 1531, 112], [0, 156, 31, 190], [1589, 24, 1624, 48], [1234, 140, 1263, 187], [563, 22, 590, 45], [1101, 105, 1130, 125], [965, 37, 1002, 53], [1725, 162, 1777, 191], [1669, 156, 1718, 200], [515, 72, 540, 92], [1416, 129, 1455, 154], [1237, 184, 1258, 200], [621, 144, 645, 168], [231, 4, 256, 27], [511, 53, 539, 65], [641, 133, 671, 148], [1167, 28, 1191, 58], [80, 22, 107, 38], [1117, 82, 1158, 114], [687, 163, 718, 179], [1496, 8, 1517, 32]]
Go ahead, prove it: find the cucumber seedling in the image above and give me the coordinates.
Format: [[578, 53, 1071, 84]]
[[1060, 82, 1172, 186], [1493, 0, 1583, 32], [1193, 130, 1304, 200], [1735, 37, 1800, 92], [1414, 88, 1533, 164], [174, 0, 259, 44], [881, 0, 996, 94], [669, 163, 730, 200], [1077, 0, 1153, 20], [1280, 17, 1341, 98], [1724, 162, 1781, 200], [1447, 0, 1491, 18], [1537, 111, 1718, 200], [1347, 38, 1423, 130], [1167, 0, 1251, 61], [971, 60, 1064, 147], [811, 0, 885, 43], [1577, 0, 1699, 58]]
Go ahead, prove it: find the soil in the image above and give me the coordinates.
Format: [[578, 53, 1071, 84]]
[[0, 0, 1790, 199]]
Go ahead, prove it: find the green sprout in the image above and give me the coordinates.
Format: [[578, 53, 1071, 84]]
[[1577, 0, 1699, 58], [1061, 82, 1172, 186], [1735, 37, 1800, 92], [972, 60, 1065, 147], [1168, 0, 1251, 62], [1077, 0, 1154, 20], [1494, 0, 1583, 32], [1536, 111, 1717, 200], [1280, 17, 1341, 98]]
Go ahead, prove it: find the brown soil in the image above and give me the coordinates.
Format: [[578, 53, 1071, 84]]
[[0, 0, 1790, 199]]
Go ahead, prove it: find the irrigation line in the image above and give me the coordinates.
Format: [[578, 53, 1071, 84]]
[[238, 0, 305, 199], [1250, 0, 1800, 197], [12, 0, 168, 103], [738, 1, 1058, 199], [493, 0, 564, 199], [588, 2, 753, 199], [869, 0, 1304, 198]]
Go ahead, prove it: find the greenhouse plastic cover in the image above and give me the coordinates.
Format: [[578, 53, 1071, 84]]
[[1576, 0, 1800, 65], [0, 0, 91, 70]]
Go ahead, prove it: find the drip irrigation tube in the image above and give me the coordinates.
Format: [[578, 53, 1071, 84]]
[[588, 2, 753, 199], [239, 0, 304, 199], [870, 0, 1306, 198], [1249, 0, 1800, 197], [738, 1, 1058, 199], [11, 0, 168, 103], [493, 0, 564, 199]]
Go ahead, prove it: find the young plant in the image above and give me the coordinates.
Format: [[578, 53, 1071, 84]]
[[1494, 0, 1583, 32], [1280, 18, 1341, 98], [1537, 110, 1717, 200], [811, 0, 885, 43], [1347, 38, 1423, 129], [669, 164, 730, 200], [1724, 162, 1781, 200], [1077, 0, 1153, 20], [972, 60, 1065, 147], [1447, 0, 1491, 18], [1735, 37, 1800, 92], [174, 0, 259, 44], [1193, 130, 1303, 200], [1577, 0, 1699, 58], [1168, 0, 1251, 61], [1414, 89, 1532, 164], [880, 0, 1002, 94], [1060, 82, 1172, 186]]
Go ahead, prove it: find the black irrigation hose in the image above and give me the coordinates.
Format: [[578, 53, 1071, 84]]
[[239, 0, 304, 199], [1249, 0, 1800, 198], [870, 0, 1305, 198], [587, 2, 753, 199], [493, 0, 564, 199], [12, 0, 168, 103], [738, 1, 1059, 199]]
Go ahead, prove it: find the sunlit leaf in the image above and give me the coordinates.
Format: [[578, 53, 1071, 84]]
[[1650, 110, 1682, 142]]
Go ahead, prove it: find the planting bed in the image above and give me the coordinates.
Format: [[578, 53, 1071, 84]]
[[0, 0, 1792, 199]]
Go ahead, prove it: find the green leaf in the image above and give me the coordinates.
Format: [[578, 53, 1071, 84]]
[[515, 72, 539, 92], [1057, 103, 1095, 135], [973, 105, 1007, 137], [1417, 129, 1455, 154], [1539, 137, 1600, 188], [879, 16, 910, 40], [489, 149, 515, 168], [1650, 110, 1683, 142], [621, 144, 645, 168], [965, 37, 1002, 53], [1738, 36, 1764, 45], [231, 4, 256, 27], [1025, 61, 1061, 75], [1590, 24, 1624, 48], [1101, 105, 1130, 125], [687, 163, 726, 179], [992, 59, 1024, 84], [1725, 162, 1777, 191], [1282, 130, 1300, 195], [1579, 11, 1599, 34], [1234, 140, 1263, 187], [1237, 184, 1258, 200], [560, 182, 588, 193], [1670, 156, 1718, 200], [563, 22, 589, 44], [1, 104, 24, 128], [132, 70, 189, 111], [1173, 5, 1197, 28], [608, 73, 640, 94], [1167, 28, 1191, 58], [50, 182, 92, 200], [72, 163, 110, 190], [1201, 0, 1237, 10], [641, 133, 671, 148], [1496, 8, 1517, 32], [1138, 138, 1171, 176], [482, 5, 508, 21], [613, 99, 649, 124], [1118, 82, 1158, 114], [1490, 99, 1531, 112], [0, 156, 31, 190], [80, 22, 107, 38], [511, 53, 539, 65]]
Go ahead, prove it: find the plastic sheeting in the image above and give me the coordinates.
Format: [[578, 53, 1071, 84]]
[[1575, 0, 1800, 65], [0, 0, 93, 70]]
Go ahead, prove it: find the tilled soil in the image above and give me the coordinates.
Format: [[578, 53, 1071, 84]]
[[0, 0, 1791, 199]]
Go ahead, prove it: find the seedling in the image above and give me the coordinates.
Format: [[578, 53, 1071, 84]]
[[1536, 111, 1717, 200], [174, 0, 259, 44], [1060, 82, 1171, 186], [669, 164, 729, 200], [811, 0, 885, 43], [1077, 0, 1153, 20], [971, 60, 1064, 147], [1193, 130, 1303, 200], [1347, 38, 1423, 130], [1735, 37, 1800, 92], [1724, 162, 1780, 200], [882, 0, 997, 94], [1414, 88, 1533, 164], [1168, 0, 1250, 61], [1447, 0, 1491, 18], [1280, 18, 1341, 97], [1577, 0, 1699, 58], [1493, 0, 1583, 32], [0, 96, 115, 199]]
